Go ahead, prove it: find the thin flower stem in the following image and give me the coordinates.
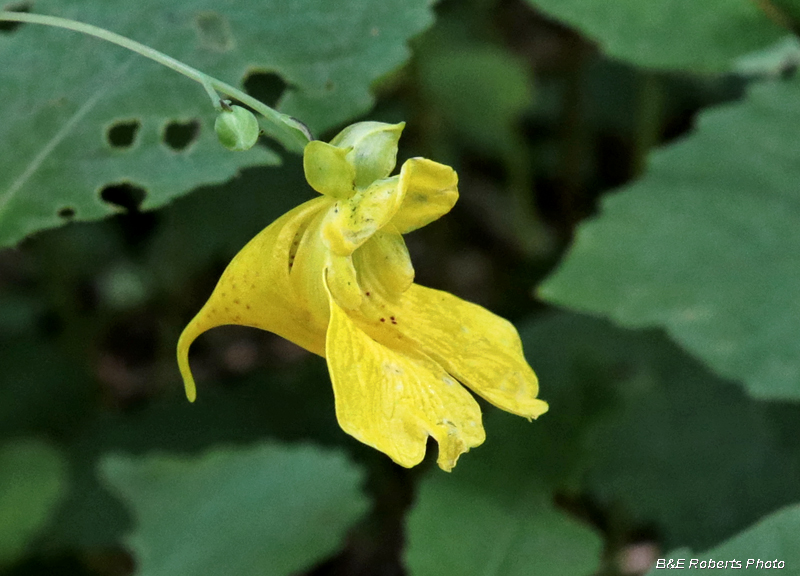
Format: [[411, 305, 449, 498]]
[[0, 11, 313, 150]]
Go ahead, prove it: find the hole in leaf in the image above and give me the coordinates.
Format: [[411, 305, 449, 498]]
[[163, 119, 200, 151], [244, 71, 287, 108], [57, 207, 76, 219], [194, 11, 234, 52], [101, 183, 146, 213], [107, 120, 140, 148], [0, 2, 31, 33]]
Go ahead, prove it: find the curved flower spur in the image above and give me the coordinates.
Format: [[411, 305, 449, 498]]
[[177, 121, 548, 471]]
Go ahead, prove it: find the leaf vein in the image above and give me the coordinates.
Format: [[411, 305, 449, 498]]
[[0, 55, 136, 218]]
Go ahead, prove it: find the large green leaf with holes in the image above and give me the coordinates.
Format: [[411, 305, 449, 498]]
[[0, 0, 433, 247], [100, 443, 368, 576], [523, 0, 787, 72], [539, 75, 800, 401]]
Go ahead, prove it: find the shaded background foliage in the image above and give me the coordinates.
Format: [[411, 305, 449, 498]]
[[2, 0, 800, 575]]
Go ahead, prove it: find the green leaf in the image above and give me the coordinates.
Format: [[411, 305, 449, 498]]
[[48, 360, 344, 550], [0, 0, 434, 247], [405, 410, 603, 576], [645, 503, 800, 574], [407, 485, 602, 576], [519, 312, 800, 550], [539, 75, 800, 401], [586, 353, 800, 550], [735, 36, 800, 78], [523, 0, 785, 72], [100, 443, 368, 576], [0, 439, 68, 566]]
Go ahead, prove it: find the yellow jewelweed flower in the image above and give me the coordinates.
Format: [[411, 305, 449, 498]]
[[177, 121, 547, 471]]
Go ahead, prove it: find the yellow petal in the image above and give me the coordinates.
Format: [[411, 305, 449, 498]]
[[289, 205, 339, 323], [321, 177, 404, 256], [353, 225, 414, 295], [325, 278, 485, 471], [177, 196, 331, 402], [303, 141, 355, 199], [358, 283, 548, 419], [326, 253, 362, 310], [390, 158, 459, 234]]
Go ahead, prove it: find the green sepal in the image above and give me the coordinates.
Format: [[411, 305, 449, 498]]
[[330, 122, 405, 189], [303, 141, 356, 199]]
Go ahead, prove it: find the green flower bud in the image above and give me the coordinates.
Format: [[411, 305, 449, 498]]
[[215, 105, 260, 151]]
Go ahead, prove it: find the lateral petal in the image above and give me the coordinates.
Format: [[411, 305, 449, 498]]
[[289, 205, 340, 323], [177, 196, 330, 402], [353, 225, 415, 295], [358, 283, 548, 419], [327, 254, 363, 310], [325, 281, 485, 471], [390, 158, 458, 234]]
